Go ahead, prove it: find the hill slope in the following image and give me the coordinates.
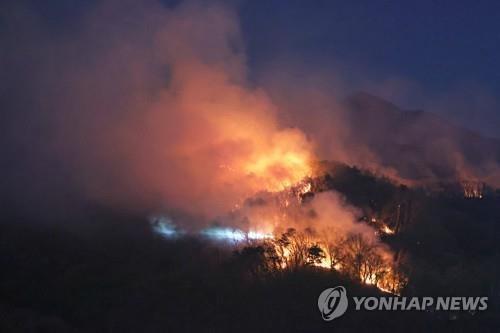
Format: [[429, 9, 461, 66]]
[[341, 92, 500, 185]]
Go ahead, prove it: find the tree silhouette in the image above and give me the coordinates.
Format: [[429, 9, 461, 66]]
[[307, 243, 326, 265]]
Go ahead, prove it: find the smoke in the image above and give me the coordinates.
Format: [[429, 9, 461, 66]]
[[259, 67, 500, 187], [1, 0, 316, 224], [2, 0, 499, 228], [210, 181, 383, 251]]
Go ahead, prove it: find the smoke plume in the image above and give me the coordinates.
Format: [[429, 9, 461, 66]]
[[2, 0, 499, 229], [1, 0, 316, 225]]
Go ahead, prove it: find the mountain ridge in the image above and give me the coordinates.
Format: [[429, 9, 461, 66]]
[[339, 92, 500, 186]]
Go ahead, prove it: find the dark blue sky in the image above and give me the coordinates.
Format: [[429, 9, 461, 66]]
[[237, 1, 500, 139], [241, 1, 500, 92], [9, 0, 500, 136]]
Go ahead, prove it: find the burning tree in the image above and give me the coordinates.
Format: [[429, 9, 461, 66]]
[[321, 229, 346, 270], [231, 228, 408, 294], [462, 180, 485, 199], [341, 234, 380, 283], [306, 244, 326, 266], [273, 228, 310, 270]]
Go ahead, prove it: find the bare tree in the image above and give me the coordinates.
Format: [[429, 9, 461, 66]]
[[361, 251, 386, 285], [342, 234, 377, 283], [322, 228, 346, 270]]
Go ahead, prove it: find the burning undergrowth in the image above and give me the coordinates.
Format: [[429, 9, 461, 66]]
[[151, 175, 408, 294]]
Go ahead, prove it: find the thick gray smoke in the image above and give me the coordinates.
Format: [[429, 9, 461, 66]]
[[1, 0, 315, 224], [2, 0, 499, 226]]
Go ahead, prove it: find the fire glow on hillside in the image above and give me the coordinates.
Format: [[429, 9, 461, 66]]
[[462, 181, 485, 199], [151, 176, 407, 295]]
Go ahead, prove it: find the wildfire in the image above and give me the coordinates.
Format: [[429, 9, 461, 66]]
[[152, 215, 406, 295], [462, 181, 484, 199], [195, 224, 406, 295], [380, 225, 395, 235], [294, 180, 312, 199], [152, 171, 406, 295], [243, 142, 313, 192], [369, 217, 396, 236], [362, 267, 406, 295]]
